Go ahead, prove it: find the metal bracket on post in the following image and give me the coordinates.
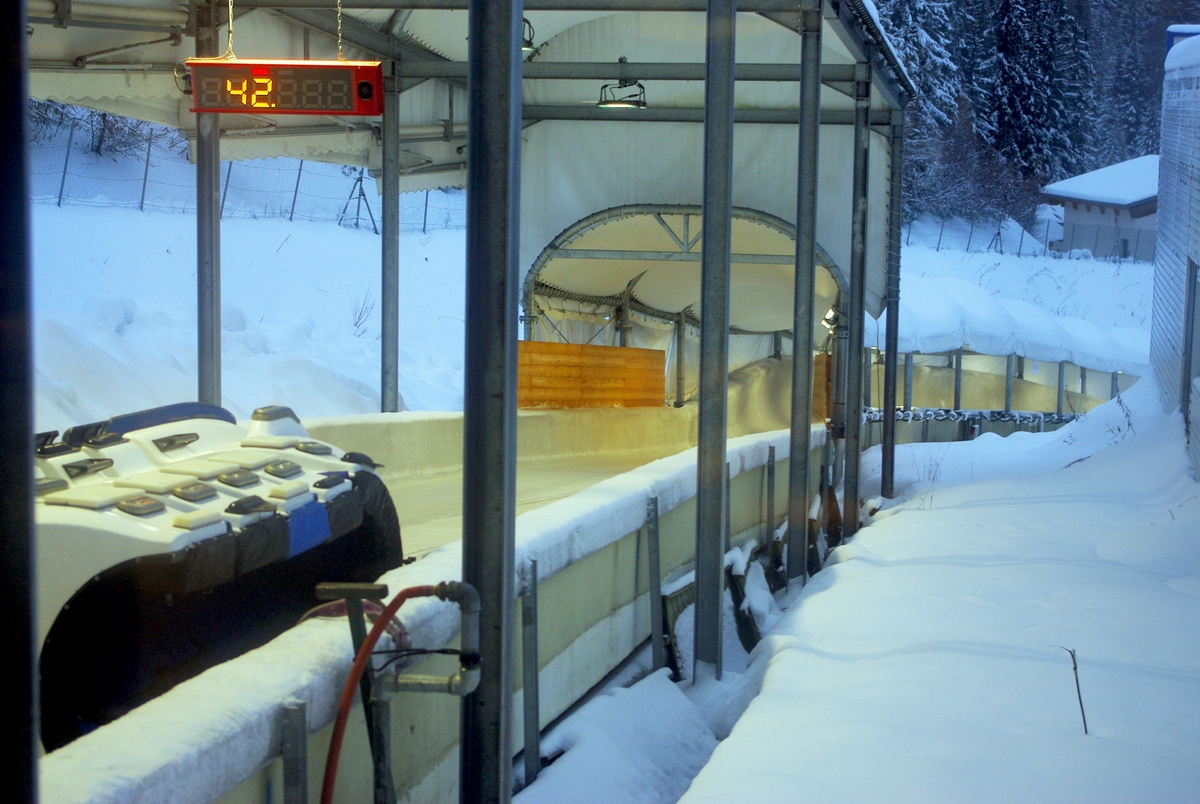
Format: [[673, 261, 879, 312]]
[[521, 561, 541, 787], [281, 702, 308, 804], [646, 497, 665, 672]]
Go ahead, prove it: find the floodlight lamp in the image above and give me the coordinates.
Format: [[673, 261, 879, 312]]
[[522, 19, 536, 53], [820, 307, 837, 329], [598, 56, 646, 108]]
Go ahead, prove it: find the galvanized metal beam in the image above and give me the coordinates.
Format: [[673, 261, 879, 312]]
[[381, 63, 401, 412], [459, 0, 522, 798], [693, 0, 736, 681], [251, 0, 818, 10], [840, 60, 869, 540], [880, 109, 902, 498], [196, 0, 221, 407], [786, 0, 820, 582]]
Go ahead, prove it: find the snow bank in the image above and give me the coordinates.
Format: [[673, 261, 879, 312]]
[[872, 274, 1150, 374], [1041, 155, 1159, 207], [680, 377, 1200, 802], [39, 427, 810, 804], [514, 669, 717, 804]]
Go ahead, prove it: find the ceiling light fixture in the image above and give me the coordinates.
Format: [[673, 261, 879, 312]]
[[522, 19, 536, 54], [598, 56, 646, 109]]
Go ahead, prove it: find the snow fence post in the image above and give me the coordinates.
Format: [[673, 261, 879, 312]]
[[57, 120, 76, 208], [647, 497, 665, 673], [219, 160, 232, 219], [281, 702, 308, 804], [289, 160, 303, 222], [139, 129, 153, 212], [521, 561, 541, 786]]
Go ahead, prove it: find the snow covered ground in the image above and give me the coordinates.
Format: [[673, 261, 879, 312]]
[[513, 376, 1200, 803], [32, 204, 466, 433]]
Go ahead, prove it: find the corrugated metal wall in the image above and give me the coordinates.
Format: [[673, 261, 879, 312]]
[[1151, 58, 1200, 471]]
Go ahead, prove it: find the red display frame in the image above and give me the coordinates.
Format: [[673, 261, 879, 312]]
[[186, 59, 384, 116]]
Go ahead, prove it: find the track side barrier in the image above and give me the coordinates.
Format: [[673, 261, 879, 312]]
[[39, 422, 825, 804]]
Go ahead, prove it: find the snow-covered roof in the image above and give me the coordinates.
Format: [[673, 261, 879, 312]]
[[1041, 155, 1159, 209], [1166, 28, 1200, 72], [1167, 24, 1200, 34]]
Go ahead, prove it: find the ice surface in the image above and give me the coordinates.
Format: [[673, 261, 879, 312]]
[[1041, 155, 1159, 207]]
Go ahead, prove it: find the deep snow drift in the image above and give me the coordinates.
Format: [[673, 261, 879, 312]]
[[32, 204, 466, 432], [678, 376, 1200, 803]]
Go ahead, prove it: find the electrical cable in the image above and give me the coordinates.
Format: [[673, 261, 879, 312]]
[[320, 584, 436, 804]]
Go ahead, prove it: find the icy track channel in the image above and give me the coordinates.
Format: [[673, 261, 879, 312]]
[[514, 376, 1200, 804]]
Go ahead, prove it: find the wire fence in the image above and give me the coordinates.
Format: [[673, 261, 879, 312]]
[[904, 215, 1157, 263], [29, 125, 466, 232]]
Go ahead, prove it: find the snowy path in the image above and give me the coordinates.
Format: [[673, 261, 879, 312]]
[[679, 379, 1200, 802]]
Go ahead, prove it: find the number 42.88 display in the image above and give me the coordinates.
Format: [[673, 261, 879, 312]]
[[186, 59, 384, 117]]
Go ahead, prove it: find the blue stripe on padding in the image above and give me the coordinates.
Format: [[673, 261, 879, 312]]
[[287, 501, 332, 557]]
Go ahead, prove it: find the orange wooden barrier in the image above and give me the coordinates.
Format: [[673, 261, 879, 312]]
[[518, 341, 666, 408]]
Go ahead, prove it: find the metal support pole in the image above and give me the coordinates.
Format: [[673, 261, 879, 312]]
[[724, 461, 732, 552], [521, 561, 540, 787], [281, 703, 308, 804], [139, 129, 153, 212], [1004, 353, 1014, 413], [772, 330, 783, 358], [1057, 362, 1065, 415], [1, 5, 35, 798], [881, 110, 903, 499], [289, 160, 303, 221], [693, 0, 736, 679], [1111, 371, 1120, 399], [787, 0, 820, 581], [903, 352, 913, 411], [57, 120, 76, 207], [766, 445, 776, 540], [863, 348, 872, 409], [841, 60, 870, 540], [953, 349, 962, 411], [369, 698, 396, 804], [674, 313, 686, 407], [461, 0, 521, 794], [196, 0, 222, 406], [831, 302, 848, 488], [1080, 366, 1087, 397], [381, 63, 401, 413], [646, 497, 665, 671]]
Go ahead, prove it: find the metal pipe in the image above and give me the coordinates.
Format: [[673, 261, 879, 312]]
[[693, 0, 736, 681], [387, 582, 482, 697], [523, 105, 893, 126], [28, 0, 189, 25], [460, 0, 522, 796], [841, 61, 870, 540], [646, 497, 666, 671], [397, 60, 857, 82], [674, 313, 686, 407], [903, 352, 913, 410], [1004, 354, 1014, 413], [1057, 362, 1065, 415], [953, 348, 962, 411], [72, 31, 180, 68], [880, 110, 902, 499], [786, 0, 820, 582], [0, 5, 35, 800], [381, 63, 401, 413], [196, 0, 221, 406], [521, 561, 541, 786], [240, 0, 827, 10]]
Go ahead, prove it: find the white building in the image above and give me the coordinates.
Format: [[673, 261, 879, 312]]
[[1042, 154, 1158, 261]]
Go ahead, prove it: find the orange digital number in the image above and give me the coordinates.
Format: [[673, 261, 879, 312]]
[[251, 77, 273, 108], [226, 78, 248, 106]]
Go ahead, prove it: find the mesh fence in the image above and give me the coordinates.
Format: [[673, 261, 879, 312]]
[[29, 125, 466, 231], [904, 215, 1157, 263]]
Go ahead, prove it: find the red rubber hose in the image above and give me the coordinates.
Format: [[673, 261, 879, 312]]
[[320, 584, 436, 804]]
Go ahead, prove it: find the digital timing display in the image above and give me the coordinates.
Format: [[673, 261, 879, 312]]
[[187, 59, 384, 116]]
